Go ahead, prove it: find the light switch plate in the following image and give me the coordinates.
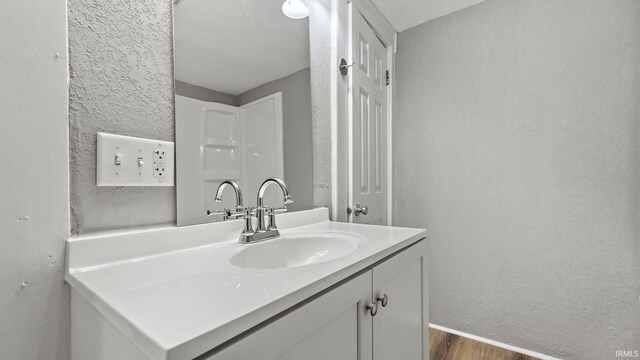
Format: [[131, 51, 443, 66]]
[[96, 132, 175, 187]]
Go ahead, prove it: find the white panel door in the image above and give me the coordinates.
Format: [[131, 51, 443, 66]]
[[239, 93, 284, 208], [176, 95, 241, 225], [349, 6, 388, 225]]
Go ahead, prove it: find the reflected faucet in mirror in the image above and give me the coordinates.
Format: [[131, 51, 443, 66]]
[[206, 180, 245, 221]]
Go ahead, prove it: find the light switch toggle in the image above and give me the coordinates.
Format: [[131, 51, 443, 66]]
[[115, 154, 122, 166], [138, 157, 144, 167]]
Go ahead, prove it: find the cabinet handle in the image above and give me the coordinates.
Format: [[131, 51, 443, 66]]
[[366, 302, 378, 316], [376, 294, 389, 307]]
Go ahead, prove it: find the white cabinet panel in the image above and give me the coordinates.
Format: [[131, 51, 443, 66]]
[[203, 271, 372, 360], [372, 241, 429, 360], [277, 306, 358, 360]]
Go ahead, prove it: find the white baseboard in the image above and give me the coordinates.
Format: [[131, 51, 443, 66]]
[[429, 323, 563, 360]]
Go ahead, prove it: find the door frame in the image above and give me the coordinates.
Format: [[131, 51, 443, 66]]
[[332, 0, 397, 224]]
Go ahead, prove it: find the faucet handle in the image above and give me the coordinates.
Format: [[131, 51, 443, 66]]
[[245, 206, 257, 217], [268, 207, 288, 215], [226, 206, 248, 220], [267, 207, 278, 231], [207, 208, 232, 220], [266, 207, 289, 231], [240, 207, 255, 235]]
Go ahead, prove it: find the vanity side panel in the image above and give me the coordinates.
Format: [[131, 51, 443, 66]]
[[422, 241, 429, 360], [71, 290, 151, 360]]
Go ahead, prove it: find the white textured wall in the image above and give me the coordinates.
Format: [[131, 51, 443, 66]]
[[68, 0, 176, 234], [0, 0, 71, 358], [308, 0, 333, 209], [395, 0, 640, 359]]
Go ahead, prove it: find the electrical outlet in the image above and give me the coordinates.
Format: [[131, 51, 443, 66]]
[[153, 149, 167, 178]]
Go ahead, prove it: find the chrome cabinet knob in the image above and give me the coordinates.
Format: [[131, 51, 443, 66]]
[[366, 302, 378, 317], [376, 294, 388, 307], [354, 204, 368, 216]]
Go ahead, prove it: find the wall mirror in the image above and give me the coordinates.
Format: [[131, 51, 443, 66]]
[[174, 0, 314, 226]]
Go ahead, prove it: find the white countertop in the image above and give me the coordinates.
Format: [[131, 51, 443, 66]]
[[66, 208, 426, 360]]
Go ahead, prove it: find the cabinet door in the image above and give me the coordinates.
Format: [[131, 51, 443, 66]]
[[204, 271, 373, 360], [372, 240, 428, 360]]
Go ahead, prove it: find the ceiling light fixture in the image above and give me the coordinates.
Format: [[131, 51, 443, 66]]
[[282, 0, 310, 19]]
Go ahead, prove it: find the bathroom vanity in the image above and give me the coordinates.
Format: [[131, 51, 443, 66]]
[[66, 208, 428, 360]]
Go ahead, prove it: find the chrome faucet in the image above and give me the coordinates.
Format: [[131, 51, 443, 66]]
[[206, 178, 293, 244], [207, 180, 245, 220], [215, 180, 243, 207], [235, 177, 293, 244], [255, 177, 293, 233]]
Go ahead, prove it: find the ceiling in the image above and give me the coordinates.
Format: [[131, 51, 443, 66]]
[[371, 0, 486, 32], [174, 0, 310, 96]]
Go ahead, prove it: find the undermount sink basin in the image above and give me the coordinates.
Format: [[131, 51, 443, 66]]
[[229, 232, 364, 269]]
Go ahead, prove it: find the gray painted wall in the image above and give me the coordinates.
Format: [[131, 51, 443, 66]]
[[68, 0, 176, 235], [175, 80, 239, 106], [0, 0, 70, 358], [394, 1, 640, 359], [239, 68, 314, 212]]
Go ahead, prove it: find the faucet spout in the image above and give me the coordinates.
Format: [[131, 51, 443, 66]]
[[214, 180, 243, 210], [255, 177, 293, 234], [256, 177, 293, 209]]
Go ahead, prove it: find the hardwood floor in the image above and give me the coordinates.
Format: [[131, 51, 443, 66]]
[[429, 328, 540, 360]]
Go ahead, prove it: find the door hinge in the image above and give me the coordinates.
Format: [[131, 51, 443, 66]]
[[386, 70, 390, 86]]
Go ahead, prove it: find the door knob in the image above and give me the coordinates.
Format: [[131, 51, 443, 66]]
[[376, 294, 388, 307], [366, 301, 378, 316], [354, 204, 368, 216]]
